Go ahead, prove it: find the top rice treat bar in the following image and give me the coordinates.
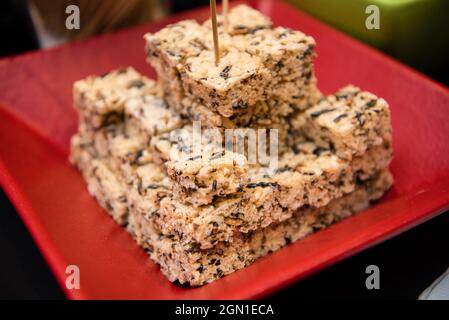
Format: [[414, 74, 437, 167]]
[[144, 5, 317, 118], [210, 4, 273, 35], [181, 47, 271, 117], [231, 26, 316, 81], [204, 6, 316, 81], [73, 67, 158, 129]]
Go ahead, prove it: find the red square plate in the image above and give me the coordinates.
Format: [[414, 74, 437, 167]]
[[0, 0, 448, 299]]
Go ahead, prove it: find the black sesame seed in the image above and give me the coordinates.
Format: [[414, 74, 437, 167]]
[[187, 155, 202, 161], [148, 51, 159, 58], [233, 25, 249, 33], [310, 108, 336, 118], [313, 147, 326, 156], [216, 268, 224, 278], [355, 112, 365, 126], [127, 79, 145, 89], [190, 38, 207, 50], [333, 113, 348, 123], [366, 99, 377, 108], [167, 50, 181, 58], [146, 184, 163, 189], [275, 60, 285, 70], [250, 26, 266, 34], [246, 182, 280, 189], [130, 149, 144, 165], [278, 32, 287, 39], [220, 65, 232, 80], [276, 166, 292, 173], [335, 93, 348, 101], [210, 152, 222, 160], [102, 111, 123, 126], [302, 171, 315, 176], [304, 70, 312, 79]]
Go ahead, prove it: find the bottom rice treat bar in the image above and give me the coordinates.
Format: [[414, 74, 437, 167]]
[[72, 125, 392, 250], [140, 170, 392, 285], [70, 137, 392, 285]]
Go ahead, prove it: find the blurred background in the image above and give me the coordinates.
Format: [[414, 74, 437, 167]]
[[1, 0, 448, 84], [0, 0, 448, 299]]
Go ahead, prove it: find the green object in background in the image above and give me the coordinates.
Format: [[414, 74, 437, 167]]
[[288, 0, 449, 80]]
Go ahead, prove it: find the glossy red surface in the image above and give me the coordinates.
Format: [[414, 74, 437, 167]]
[[0, 0, 448, 299]]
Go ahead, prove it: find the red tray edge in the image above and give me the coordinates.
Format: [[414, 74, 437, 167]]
[[1, 0, 449, 299]]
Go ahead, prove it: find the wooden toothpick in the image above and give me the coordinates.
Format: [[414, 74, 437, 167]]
[[210, 0, 220, 65], [223, 0, 229, 32]]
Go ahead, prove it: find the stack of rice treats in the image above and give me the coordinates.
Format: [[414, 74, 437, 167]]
[[70, 5, 393, 286]]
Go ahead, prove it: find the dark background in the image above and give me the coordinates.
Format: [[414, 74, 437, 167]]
[[0, 0, 448, 299]]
